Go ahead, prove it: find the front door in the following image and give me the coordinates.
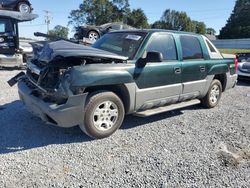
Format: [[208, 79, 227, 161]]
[[135, 33, 182, 110]]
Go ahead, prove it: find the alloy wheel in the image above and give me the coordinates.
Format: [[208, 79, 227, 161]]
[[210, 84, 220, 104], [88, 31, 99, 41], [93, 101, 119, 131]]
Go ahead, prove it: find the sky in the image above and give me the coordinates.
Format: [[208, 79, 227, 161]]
[[19, 0, 236, 39]]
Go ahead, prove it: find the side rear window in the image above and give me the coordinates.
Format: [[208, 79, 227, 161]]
[[111, 24, 122, 30], [180, 35, 203, 60], [205, 39, 216, 53], [146, 34, 177, 61]]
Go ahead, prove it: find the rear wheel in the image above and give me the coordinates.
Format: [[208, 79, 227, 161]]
[[80, 92, 125, 139], [201, 79, 222, 108], [17, 2, 31, 13]]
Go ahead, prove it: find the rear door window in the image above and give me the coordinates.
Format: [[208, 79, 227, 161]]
[[146, 34, 177, 61], [180, 35, 203, 60]]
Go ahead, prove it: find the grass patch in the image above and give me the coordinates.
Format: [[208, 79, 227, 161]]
[[219, 49, 250, 54]]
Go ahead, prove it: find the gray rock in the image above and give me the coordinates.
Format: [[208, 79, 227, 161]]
[[0, 71, 250, 187]]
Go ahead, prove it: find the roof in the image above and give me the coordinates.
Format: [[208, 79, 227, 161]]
[[0, 10, 38, 22], [111, 29, 202, 36]]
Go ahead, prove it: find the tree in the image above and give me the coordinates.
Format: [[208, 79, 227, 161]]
[[112, 0, 130, 22], [127, 9, 149, 28], [48, 25, 69, 39], [206, 28, 216, 35], [192, 21, 206, 34], [151, 21, 171, 29], [151, 9, 210, 34], [161, 9, 195, 31], [68, 0, 131, 27], [151, 9, 206, 33], [219, 0, 250, 39]]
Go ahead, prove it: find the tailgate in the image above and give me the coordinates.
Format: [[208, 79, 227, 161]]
[[221, 53, 236, 59]]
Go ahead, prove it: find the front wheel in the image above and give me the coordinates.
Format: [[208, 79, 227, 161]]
[[87, 31, 99, 41], [80, 92, 125, 139], [201, 79, 222, 108]]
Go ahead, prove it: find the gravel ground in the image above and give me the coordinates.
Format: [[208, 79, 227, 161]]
[[0, 70, 249, 188]]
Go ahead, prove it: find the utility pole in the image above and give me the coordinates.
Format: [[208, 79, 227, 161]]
[[44, 10, 52, 34]]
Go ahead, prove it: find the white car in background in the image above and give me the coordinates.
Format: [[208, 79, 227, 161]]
[[237, 53, 250, 79]]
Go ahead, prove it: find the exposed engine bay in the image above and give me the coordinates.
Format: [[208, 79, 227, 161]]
[[12, 40, 128, 104]]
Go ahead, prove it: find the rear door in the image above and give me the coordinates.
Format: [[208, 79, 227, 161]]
[[179, 35, 208, 101], [135, 33, 182, 110]]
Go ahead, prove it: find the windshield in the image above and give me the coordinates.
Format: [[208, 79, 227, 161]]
[[0, 19, 13, 33], [92, 32, 146, 59]]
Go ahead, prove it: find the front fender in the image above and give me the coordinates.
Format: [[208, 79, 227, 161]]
[[70, 67, 134, 87]]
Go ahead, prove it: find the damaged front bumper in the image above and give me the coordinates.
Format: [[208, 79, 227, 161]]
[[18, 80, 88, 128]]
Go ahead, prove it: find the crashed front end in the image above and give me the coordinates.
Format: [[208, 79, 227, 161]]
[[13, 40, 127, 127]]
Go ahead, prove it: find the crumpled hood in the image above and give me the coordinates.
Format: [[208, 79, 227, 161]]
[[31, 40, 128, 63]]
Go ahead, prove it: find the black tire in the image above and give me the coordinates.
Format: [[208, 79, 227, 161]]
[[80, 91, 125, 139], [201, 79, 222, 108], [87, 30, 99, 41], [17, 2, 31, 13]]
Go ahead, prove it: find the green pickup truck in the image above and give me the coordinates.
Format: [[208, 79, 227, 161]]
[[12, 29, 238, 139]]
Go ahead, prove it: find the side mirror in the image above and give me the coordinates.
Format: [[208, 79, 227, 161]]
[[136, 51, 163, 68], [146, 51, 163, 62]]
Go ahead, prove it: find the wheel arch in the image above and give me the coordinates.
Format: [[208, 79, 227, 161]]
[[87, 29, 101, 38], [214, 73, 227, 92], [84, 84, 133, 114], [16, 0, 31, 6]]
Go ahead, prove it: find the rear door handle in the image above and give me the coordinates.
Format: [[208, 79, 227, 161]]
[[200, 66, 206, 72], [174, 67, 181, 74]]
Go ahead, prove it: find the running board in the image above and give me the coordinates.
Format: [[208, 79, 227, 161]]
[[134, 99, 201, 117]]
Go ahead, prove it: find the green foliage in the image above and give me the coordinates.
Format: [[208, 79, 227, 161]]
[[68, 0, 149, 29], [68, 0, 118, 27], [206, 28, 216, 35], [219, 0, 250, 39], [68, 2, 214, 34], [127, 9, 149, 28], [151, 9, 207, 34], [48, 25, 69, 39], [151, 21, 171, 29], [161, 9, 194, 31], [192, 21, 206, 34]]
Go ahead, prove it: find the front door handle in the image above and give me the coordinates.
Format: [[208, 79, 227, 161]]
[[174, 67, 181, 74], [200, 66, 206, 72]]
